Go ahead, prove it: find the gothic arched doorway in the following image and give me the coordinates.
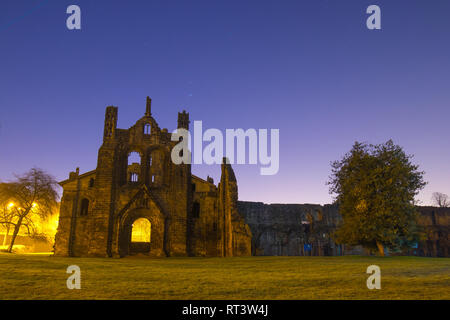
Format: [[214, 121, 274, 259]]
[[130, 218, 151, 254], [118, 207, 165, 257]]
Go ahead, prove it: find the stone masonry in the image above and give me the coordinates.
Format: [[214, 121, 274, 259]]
[[53, 97, 448, 258], [54, 97, 252, 257], [238, 201, 450, 257]]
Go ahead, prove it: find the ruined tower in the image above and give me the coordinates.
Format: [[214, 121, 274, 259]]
[[217, 158, 252, 257], [177, 110, 189, 129], [54, 97, 252, 258]]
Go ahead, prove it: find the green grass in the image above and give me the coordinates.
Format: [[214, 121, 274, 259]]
[[0, 253, 449, 299]]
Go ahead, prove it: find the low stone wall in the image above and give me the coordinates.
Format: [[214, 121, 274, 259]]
[[238, 201, 450, 257]]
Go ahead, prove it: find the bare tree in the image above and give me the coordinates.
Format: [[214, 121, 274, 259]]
[[432, 192, 450, 208], [0, 200, 15, 246], [0, 168, 59, 253]]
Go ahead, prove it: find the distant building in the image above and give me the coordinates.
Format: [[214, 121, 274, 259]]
[[54, 97, 251, 257]]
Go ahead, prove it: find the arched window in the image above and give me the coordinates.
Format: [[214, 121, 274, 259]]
[[128, 151, 141, 165], [144, 124, 151, 135], [127, 151, 141, 184], [88, 178, 94, 188], [80, 198, 89, 216]]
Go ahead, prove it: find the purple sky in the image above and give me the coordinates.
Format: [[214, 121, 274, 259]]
[[0, 0, 449, 205]]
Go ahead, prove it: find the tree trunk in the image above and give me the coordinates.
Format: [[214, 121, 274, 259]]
[[2, 225, 10, 246], [376, 241, 385, 256], [7, 216, 23, 253]]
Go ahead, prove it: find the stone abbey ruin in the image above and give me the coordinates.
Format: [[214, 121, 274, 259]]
[[54, 97, 251, 257], [238, 202, 449, 257], [54, 98, 449, 258]]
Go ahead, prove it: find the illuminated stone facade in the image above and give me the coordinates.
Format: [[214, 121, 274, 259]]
[[53, 97, 449, 258], [54, 97, 252, 257]]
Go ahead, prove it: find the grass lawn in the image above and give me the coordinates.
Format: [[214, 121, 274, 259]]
[[0, 253, 448, 300]]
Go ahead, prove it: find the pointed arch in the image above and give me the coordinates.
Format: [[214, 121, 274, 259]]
[[127, 150, 143, 183]]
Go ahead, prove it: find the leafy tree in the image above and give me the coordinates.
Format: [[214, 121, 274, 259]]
[[0, 168, 59, 253], [328, 140, 426, 256]]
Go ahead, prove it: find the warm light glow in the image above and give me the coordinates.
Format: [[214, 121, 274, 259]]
[[32, 202, 38, 208], [47, 214, 59, 237], [131, 218, 151, 242], [8, 202, 14, 208]]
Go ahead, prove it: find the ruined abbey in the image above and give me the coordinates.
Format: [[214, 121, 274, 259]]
[[54, 97, 252, 257], [54, 97, 449, 258], [237, 202, 449, 257]]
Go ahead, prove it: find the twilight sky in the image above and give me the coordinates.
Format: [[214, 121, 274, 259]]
[[0, 0, 449, 205]]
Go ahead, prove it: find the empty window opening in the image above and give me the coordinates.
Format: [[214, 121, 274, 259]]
[[192, 202, 200, 218], [144, 124, 151, 135], [80, 198, 89, 216], [128, 151, 141, 166]]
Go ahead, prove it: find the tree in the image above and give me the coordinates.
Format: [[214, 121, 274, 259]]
[[0, 168, 59, 253], [432, 192, 450, 208], [328, 140, 426, 256], [0, 200, 15, 246]]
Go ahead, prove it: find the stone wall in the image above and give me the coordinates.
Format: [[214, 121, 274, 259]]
[[218, 160, 252, 257], [237, 201, 352, 256], [191, 176, 220, 256], [238, 201, 450, 257], [414, 207, 450, 257]]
